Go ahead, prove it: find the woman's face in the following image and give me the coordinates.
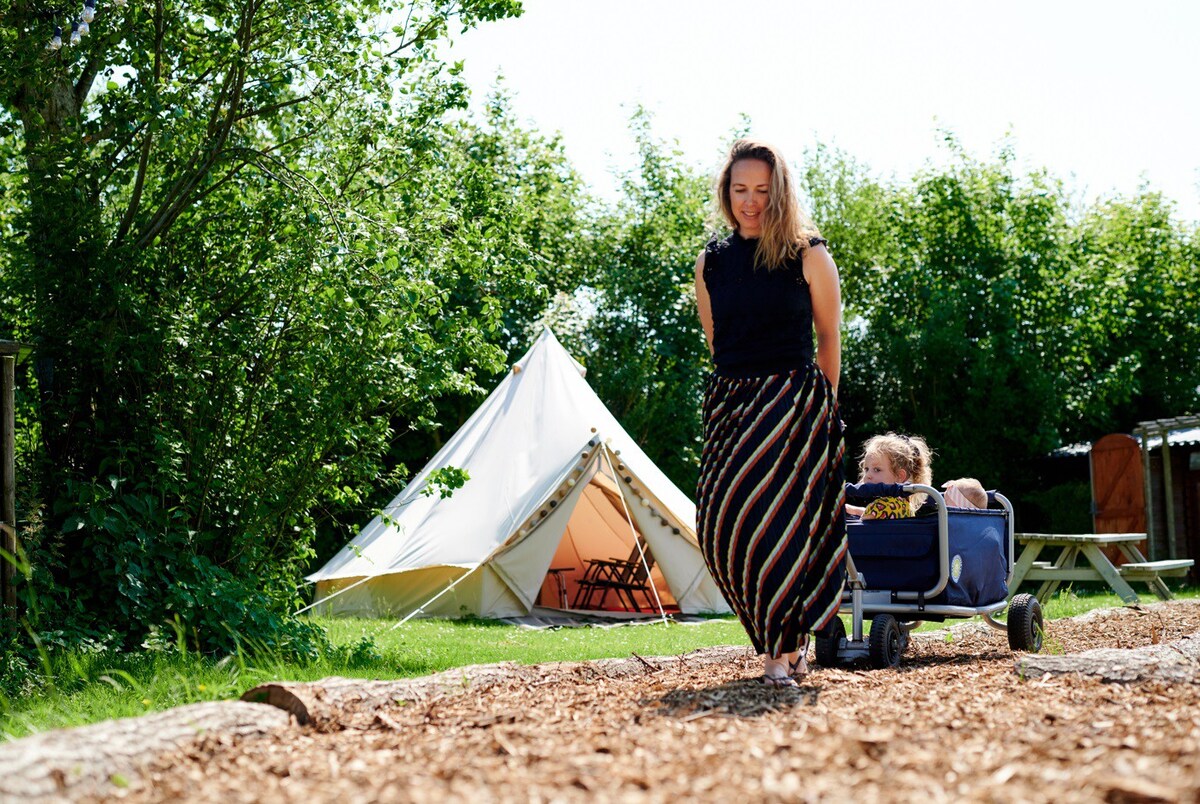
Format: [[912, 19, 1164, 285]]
[[861, 454, 907, 485], [728, 158, 771, 237]]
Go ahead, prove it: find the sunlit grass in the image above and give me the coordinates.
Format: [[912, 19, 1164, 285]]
[[319, 615, 749, 674], [3, 585, 1195, 741], [0, 617, 747, 741], [0, 644, 316, 741]]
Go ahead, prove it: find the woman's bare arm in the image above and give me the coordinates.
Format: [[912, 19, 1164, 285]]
[[803, 243, 841, 396], [694, 250, 714, 356]]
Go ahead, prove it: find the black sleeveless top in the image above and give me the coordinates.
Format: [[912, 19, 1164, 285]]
[[703, 232, 827, 378]]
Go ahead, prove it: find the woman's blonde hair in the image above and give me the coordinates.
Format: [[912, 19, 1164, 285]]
[[858, 432, 933, 513], [715, 138, 822, 270]]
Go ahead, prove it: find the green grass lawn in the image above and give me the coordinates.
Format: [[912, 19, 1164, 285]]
[[2, 584, 1196, 742]]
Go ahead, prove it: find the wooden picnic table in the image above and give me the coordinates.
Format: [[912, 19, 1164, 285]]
[[1010, 532, 1193, 604]]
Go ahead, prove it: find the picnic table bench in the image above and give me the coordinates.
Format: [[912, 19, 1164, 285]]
[[1010, 532, 1193, 604]]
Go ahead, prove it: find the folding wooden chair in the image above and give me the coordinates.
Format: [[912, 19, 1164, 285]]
[[572, 541, 656, 611]]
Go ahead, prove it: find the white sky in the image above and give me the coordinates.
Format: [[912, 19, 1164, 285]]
[[448, 0, 1200, 223]]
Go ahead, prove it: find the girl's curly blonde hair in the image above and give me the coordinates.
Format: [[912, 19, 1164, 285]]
[[858, 432, 933, 513]]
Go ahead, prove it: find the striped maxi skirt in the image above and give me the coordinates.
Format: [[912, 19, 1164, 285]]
[[696, 363, 847, 658]]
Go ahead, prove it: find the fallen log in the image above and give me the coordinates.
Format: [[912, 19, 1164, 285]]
[[1016, 631, 1200, 684], [240, 645, 753, 729], [0, 701, 290, 803]]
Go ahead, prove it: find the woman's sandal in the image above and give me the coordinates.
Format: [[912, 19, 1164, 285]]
[[788, 637, 811, 679], [758, 673, 799, 688]]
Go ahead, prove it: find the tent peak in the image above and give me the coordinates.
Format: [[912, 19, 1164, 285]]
[[514, 327, 586, 377]]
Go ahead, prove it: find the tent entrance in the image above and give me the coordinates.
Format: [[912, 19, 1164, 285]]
[[533, 464, 678, 613]]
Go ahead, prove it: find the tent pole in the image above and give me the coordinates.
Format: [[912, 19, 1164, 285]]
[[294, 573, 376, 616], [391, 563, 483, 629], [602, 447, 669, 626]]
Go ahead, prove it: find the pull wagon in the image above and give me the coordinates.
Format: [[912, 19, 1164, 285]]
[[816, 482, 1044, 669]]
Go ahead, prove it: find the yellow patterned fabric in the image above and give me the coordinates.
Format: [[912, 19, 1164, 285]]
[[862, 496, 912, 520]]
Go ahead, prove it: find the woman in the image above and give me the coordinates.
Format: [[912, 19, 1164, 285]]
[[694, 139, 847, 687]]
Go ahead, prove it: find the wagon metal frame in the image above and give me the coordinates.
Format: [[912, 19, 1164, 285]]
[[818, 483, 1043, 668]]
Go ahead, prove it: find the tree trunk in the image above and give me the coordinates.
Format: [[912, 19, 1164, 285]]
[[0, 701, 290, 802], [1017, 631, 1200, 684], [241, 645, 753, 729], [16, 72, 108, 482]]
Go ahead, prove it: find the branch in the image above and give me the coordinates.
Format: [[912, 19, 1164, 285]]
[[114, 0, 164, 244], [355, 125, 438, 199], [187, 132, 313, 207], [73, 55, 103, 111], [133, 0, 257, 249], [383, 4, 457, 58], [234, 91, 312, 123], [72, 9, 138, 110], [114, 128, 153, 243], [244, 149, 347, 244], [394, 1, 417, 52], [96, 120, 149, 186]]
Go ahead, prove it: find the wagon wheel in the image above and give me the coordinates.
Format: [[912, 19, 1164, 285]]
[[814, 617, 846, 667], [868, 614, 903, 668], [1007, 593, 1044, 652]]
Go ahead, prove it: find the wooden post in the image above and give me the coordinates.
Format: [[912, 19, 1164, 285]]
[[1161, 426, 1178, 559], [1, 355, 15, 612], [1140, 428, 1155, 561]]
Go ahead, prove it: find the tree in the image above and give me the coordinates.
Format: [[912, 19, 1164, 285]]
[[1, 0, 523, 650], [1062, 191, 1200, 436], [803, 138, 1199, 504], [310, 90, 592, 566], [802, 140, 1079, 492], [797, 144, 904, 434], [570, 110, 712, 492]]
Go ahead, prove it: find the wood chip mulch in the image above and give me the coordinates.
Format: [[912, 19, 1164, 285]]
[[97, 601, 1200, 803]]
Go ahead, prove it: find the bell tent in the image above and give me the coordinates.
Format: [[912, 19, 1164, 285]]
[[306, 328, 730, 619]]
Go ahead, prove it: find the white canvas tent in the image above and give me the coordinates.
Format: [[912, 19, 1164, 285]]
[[306, 328, 730, 619]]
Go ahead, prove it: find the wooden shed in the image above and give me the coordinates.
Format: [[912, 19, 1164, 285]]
[[1090, 432, 1148, 563], [1092, 416, 1200, 571]]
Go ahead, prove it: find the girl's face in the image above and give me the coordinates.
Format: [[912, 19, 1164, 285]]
[[729, 158, 771, 237], [861, 453, 908, 485]]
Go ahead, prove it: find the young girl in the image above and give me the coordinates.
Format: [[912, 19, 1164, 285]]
[[847, 433, 933, 519]]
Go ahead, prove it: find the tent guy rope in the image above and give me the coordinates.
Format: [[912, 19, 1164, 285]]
[[602, 446, 669, 625]]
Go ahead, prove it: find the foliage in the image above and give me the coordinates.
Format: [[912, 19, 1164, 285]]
[[465, 88, 592, 354], [1022, 481, 1093, 534], [836, 142, 1075, 488], [2, 0, 1196, 663], [798, 139, 1200, 500], [566, 109, 713, 492], [1061, 191, 1200, 434], [0, 0, 525, 652], [307, 89, 591, 564]]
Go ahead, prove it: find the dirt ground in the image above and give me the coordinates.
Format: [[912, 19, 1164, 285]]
[[99, 602, 1200, 803]]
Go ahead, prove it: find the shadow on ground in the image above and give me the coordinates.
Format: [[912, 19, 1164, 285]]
[[646, 677, 822, 719]]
